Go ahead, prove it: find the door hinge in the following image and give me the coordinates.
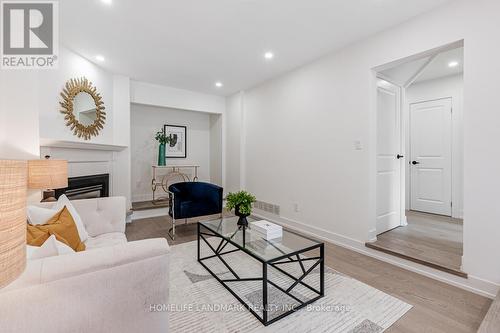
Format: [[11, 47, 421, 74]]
[[451, 201, 453, 207]]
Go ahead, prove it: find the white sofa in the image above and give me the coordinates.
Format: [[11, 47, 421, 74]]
[[0, 196, 170, 333]]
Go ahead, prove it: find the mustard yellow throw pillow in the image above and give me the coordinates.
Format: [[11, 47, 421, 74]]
[[27, 206, 85, 252]]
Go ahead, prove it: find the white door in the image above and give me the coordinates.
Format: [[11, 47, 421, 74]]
[[376, 80, 402, 234], [410, 98, 452, 216]]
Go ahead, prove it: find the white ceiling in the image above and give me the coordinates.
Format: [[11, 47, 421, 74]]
[[381, 57, 432, 86], [414, 47, 463, 83], [61, 0, 454, 96], [379, 47, 463, 86]]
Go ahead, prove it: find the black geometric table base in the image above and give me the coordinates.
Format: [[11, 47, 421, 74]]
[[197, 223, 324, 326]]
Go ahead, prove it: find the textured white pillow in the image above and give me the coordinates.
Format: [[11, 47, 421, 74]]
[[55, 239, 75, 255], [27, 235, 76, 260], [27, 205, 58, 225], [27, 235, 59, 260], [54, 195, 89, 241], [26, 194, 89, 242]]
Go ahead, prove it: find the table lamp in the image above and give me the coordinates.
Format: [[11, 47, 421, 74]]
[[28, 159, 68, 202], [0, 160, 27, 288]]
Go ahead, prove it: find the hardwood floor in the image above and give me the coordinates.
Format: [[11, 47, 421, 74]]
[[125, 215, 491, 332], [479, 291, 500, 333], [366, 211, 465, 277]]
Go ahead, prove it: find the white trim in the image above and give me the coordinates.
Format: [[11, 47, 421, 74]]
[[239, 91, 247, 189], [376, 73, 399, 86], [130, 207, 169, 221], [221, 110, 227, 191], [252, 209, 499, 299], [40, 138, 127, 151], [132, 193, 155, 203]]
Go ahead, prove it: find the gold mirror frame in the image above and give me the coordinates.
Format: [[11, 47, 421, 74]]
[[59, 77, 106, 140]]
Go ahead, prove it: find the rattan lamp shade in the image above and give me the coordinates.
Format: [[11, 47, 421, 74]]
[[0, 160, 27, 288], [28, 160, 68, 190]]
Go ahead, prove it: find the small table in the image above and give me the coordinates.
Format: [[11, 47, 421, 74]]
[[198, 216, 324, 326], [151, 165, 200, 201]]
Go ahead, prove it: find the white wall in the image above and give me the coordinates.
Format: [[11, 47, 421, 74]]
[[130, 80, 225, 115], [112, 75, 132, 208], [225, 0, 500, 296], [406, 74, 464, 218], [131, 104, 212, 202], [209, 114, 223, 186], [0, 71, 41, 203], [0, 71, 40, 160], [224, 93, 243, 193]]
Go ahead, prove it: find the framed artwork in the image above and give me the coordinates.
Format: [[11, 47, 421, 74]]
[[163, 124, 187, 158]]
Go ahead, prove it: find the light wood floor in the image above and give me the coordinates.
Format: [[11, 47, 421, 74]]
[[479, 291, 500, 333], [125, 214, 491, 332], [366, 211, 465, 277]]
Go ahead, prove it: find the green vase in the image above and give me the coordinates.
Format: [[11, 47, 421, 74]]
[[158, 144, 166, 166]]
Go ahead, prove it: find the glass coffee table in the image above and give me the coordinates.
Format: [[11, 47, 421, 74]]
[[197, 216, 324, 326]]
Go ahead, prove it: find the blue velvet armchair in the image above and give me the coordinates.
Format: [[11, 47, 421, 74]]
[[168, 182, 223, 239]]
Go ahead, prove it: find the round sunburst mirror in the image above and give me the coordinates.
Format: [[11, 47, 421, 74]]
[[59, 77, 106, 140]]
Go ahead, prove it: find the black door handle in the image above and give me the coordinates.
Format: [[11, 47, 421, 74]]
[[397, 154, 404, 159], [412, 161, 420, 165]]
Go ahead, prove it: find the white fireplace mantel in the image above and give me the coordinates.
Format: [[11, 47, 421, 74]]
[[39, 139, 130, 207], [40, 138, 127, 152]]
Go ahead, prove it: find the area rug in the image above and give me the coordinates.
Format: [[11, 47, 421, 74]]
[[169, 240, 412, 332]]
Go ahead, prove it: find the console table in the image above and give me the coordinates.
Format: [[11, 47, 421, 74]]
[[151, 165, 200, 201]]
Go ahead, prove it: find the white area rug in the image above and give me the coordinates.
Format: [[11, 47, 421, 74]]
[[169, 240, 412, 332]]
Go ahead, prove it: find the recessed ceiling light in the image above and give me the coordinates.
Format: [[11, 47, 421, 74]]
[[215, 81, 223, 88], [95, 55, 105, 62], [448, 61, 459, 68], [264, 51, 274, 60], [101, 0, 112, 5]]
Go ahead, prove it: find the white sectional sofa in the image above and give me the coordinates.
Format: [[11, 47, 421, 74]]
[[0, 196, 170, 333]]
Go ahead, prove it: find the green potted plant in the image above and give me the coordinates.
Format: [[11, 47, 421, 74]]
[[155, 131, 172, 166], [225, 191, 256, 227]]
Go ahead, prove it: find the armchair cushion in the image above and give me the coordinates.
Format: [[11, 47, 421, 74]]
[[169, 182, 223, 219]]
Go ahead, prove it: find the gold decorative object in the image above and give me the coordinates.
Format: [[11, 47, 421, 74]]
[[0, 160, 27, 288], [59, 77, 106, 140]]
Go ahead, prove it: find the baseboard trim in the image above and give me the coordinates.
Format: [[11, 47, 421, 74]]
[[252, 209, 499, 299], [131, 207, 168, 221]]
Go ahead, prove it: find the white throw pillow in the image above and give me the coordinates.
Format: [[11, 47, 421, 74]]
[[54, 195, 89, 242], [27, 235, 59, 260], [27, 205, 58, 225], [27, 235, 76, 260], [55, 239, 75, 255], [26, 194, 89, 242]]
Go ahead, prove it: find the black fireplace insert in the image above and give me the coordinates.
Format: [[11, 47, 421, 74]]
[[55, 174, 109, 200]]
